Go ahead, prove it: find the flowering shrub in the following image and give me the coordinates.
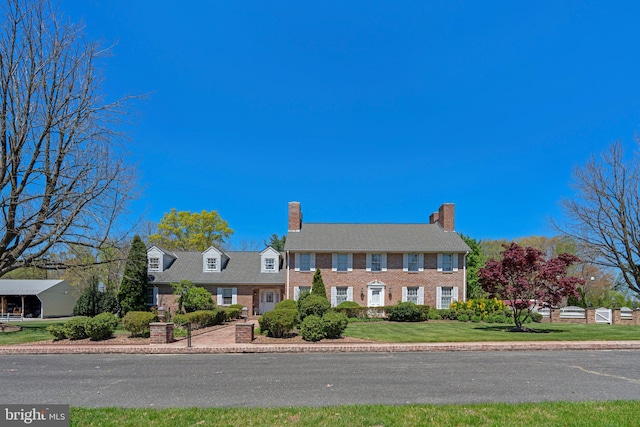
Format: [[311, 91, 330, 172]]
[[450, 298, 510, 322]]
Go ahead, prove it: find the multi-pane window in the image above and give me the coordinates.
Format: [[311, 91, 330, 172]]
[[222, 288, 233, 305], [441, 254, 453, 272], [265, 258, 275, 271], [296, 286, 311, 300], [146, 287, 156, 305], [441, 287, 453, 308], [337, 254, 348, 272], [408, 254, 419, 272], [206, 257, 217, 271], [370, 254, 382, 272], [407, 287, 419, 304], [149, 257, 160, 271], [299, 254, 311, 271], [336, 287, 348, 305]]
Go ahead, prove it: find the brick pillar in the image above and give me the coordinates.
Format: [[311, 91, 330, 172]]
[[585, 308, 595, 324], [550, 308, 560, 323], [235, 323, 254, 343], [635, 309, 640, 326], [150, 322, 174, 344]]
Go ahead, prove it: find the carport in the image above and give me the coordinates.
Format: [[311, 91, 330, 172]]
[[0, 280, 76, 320]]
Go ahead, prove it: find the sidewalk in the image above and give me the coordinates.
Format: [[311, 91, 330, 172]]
[[2, 320, 640, 355]]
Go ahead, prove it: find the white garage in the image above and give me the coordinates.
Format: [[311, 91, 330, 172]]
[[0, 280, 76, 320]]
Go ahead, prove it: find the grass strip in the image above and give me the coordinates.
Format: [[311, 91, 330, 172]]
[[344, 321, 640, 342], [70, 401, 639, 426]]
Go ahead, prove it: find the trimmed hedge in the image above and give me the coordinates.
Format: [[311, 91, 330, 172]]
[[259, 309, 297, 338], [122, 311, 158, 337], [187, 310, 227, 328], [387, 302, 422, 322]]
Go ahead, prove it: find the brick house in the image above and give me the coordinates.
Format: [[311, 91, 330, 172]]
[[284, 201, 470, 309], [146, 246, 285, 315]]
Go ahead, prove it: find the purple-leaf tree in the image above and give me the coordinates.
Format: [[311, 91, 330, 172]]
[[479, 242, 584, 330]]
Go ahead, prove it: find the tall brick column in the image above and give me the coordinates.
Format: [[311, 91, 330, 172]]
[[550, 308, 560, 323], [585, 308, 595, 324]]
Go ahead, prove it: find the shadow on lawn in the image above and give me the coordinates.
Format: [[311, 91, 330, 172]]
[[473, 325, 567, 334]]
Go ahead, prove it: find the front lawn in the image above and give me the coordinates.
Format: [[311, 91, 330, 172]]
[[343, 320, 640, 342], [70, 401, 639, 426], [0, 318, 131, 345]]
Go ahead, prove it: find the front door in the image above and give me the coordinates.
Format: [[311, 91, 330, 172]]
[[368, 286, 385, 307], [259, 289, 280, 314]]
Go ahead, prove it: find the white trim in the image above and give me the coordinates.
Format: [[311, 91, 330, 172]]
[[346, 286, 353, 302], [217, 287, 223, 306], [453, 254, 459, 272], [417, 287, 424, 305], [436, 286, 442, 309], [310, 253, 316, 271], [232, 287, 238, 305], [366, 253, 371, 272], [437, 254, 443, 272], [332, 253, 337, 272], [402, 286, 408, 301], [294, 286, 300, 301], [331, 286, 337, 307], [381, 254, 387, 272]]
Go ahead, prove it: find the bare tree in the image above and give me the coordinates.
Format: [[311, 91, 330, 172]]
[[0, 0, 136, 277], [556, 141, 640, 297]]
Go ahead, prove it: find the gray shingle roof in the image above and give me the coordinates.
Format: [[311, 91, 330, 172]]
[[148, 251, 285, 285], [284, 223, 470, 252], [0, 280, 66, 295]]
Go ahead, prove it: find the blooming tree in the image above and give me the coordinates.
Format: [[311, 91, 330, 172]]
[[479, 242, 584, 330]]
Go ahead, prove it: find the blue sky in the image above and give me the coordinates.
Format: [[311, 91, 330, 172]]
[[61, 1, 640, 248]]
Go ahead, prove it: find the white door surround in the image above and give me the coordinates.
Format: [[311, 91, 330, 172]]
[[367, 281, 386, 307]]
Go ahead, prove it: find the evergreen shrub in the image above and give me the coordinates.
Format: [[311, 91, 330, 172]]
[[85, 312, 118, 341], [64, 317, 90, 340], [322, 311, 348, 338], [298, 294, 330, 320], [387, 302, 422, 322], [122, 311, 158, 336], [259, 309, 297, 338], [300, 315, 326, 342]]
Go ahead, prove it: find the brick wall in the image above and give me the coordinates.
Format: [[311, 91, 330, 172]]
[[288, 252, 465, 307]]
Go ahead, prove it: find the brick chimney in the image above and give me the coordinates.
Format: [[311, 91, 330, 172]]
[[288, 201, 302, 232], [430, 203, 455, 231]]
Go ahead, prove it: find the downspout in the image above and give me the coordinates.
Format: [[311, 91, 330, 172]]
[[286, 250, 290, 300], [463, 251, 469, 302]]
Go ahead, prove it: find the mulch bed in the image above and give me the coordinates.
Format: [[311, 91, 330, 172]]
[[252, 332, 374, 344], [0, 323, 21, 333]]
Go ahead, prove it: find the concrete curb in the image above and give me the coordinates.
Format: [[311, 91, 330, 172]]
[[2, 340, 640, 355]]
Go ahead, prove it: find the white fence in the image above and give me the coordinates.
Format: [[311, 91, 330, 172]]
[[560, 306, 585, 319]]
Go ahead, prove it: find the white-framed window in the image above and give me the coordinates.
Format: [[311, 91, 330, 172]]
[[222, 288, 233, 305], [371, 254, 381, 271], [332, 253, 353, 272], [402, 286, 424, 304], [330, 286, 353, 306], [366, 253, 387, 272], [436, 286, 459, 309], [408, 254, 419, 272], [407, 287, 418, 303], [265, 257, 275, 271], [149, 257, 160, 272], [217, 287, 237, 306], [206, 257, 217, 272], [337, 254, 348, 272], [438, 253, 458, 272], [294, 286, 312, 300], [300, 254, 310, 271], [295, 253, 315, 272]]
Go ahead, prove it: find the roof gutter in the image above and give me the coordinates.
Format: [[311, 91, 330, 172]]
[[286, 250, 290, 300], [463, 251, 469, 302]]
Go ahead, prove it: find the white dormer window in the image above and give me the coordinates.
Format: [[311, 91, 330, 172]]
[[149, 257, 160, 272], [261, 247, 281, 273], [206, 257, 218, 272], [265, 257, 275, 271]]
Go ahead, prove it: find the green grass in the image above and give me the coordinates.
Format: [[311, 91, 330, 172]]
[[69, 401, 639, 426], [0, 318, 132, 345], [0, 319, 65, 345], [344, 320, 640, 342]]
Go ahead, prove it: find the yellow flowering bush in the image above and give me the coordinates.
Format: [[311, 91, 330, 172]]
[[450, 298, 509, 322]]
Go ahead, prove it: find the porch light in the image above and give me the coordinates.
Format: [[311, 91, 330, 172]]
[[360, 287, 365, 300]]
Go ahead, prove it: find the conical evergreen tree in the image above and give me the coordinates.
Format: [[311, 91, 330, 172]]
[[311, 268, 327, 299], [117, 235, 149, 314]]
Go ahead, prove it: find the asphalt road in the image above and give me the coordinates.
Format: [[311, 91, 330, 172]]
[[1, 351, 639, 408]]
